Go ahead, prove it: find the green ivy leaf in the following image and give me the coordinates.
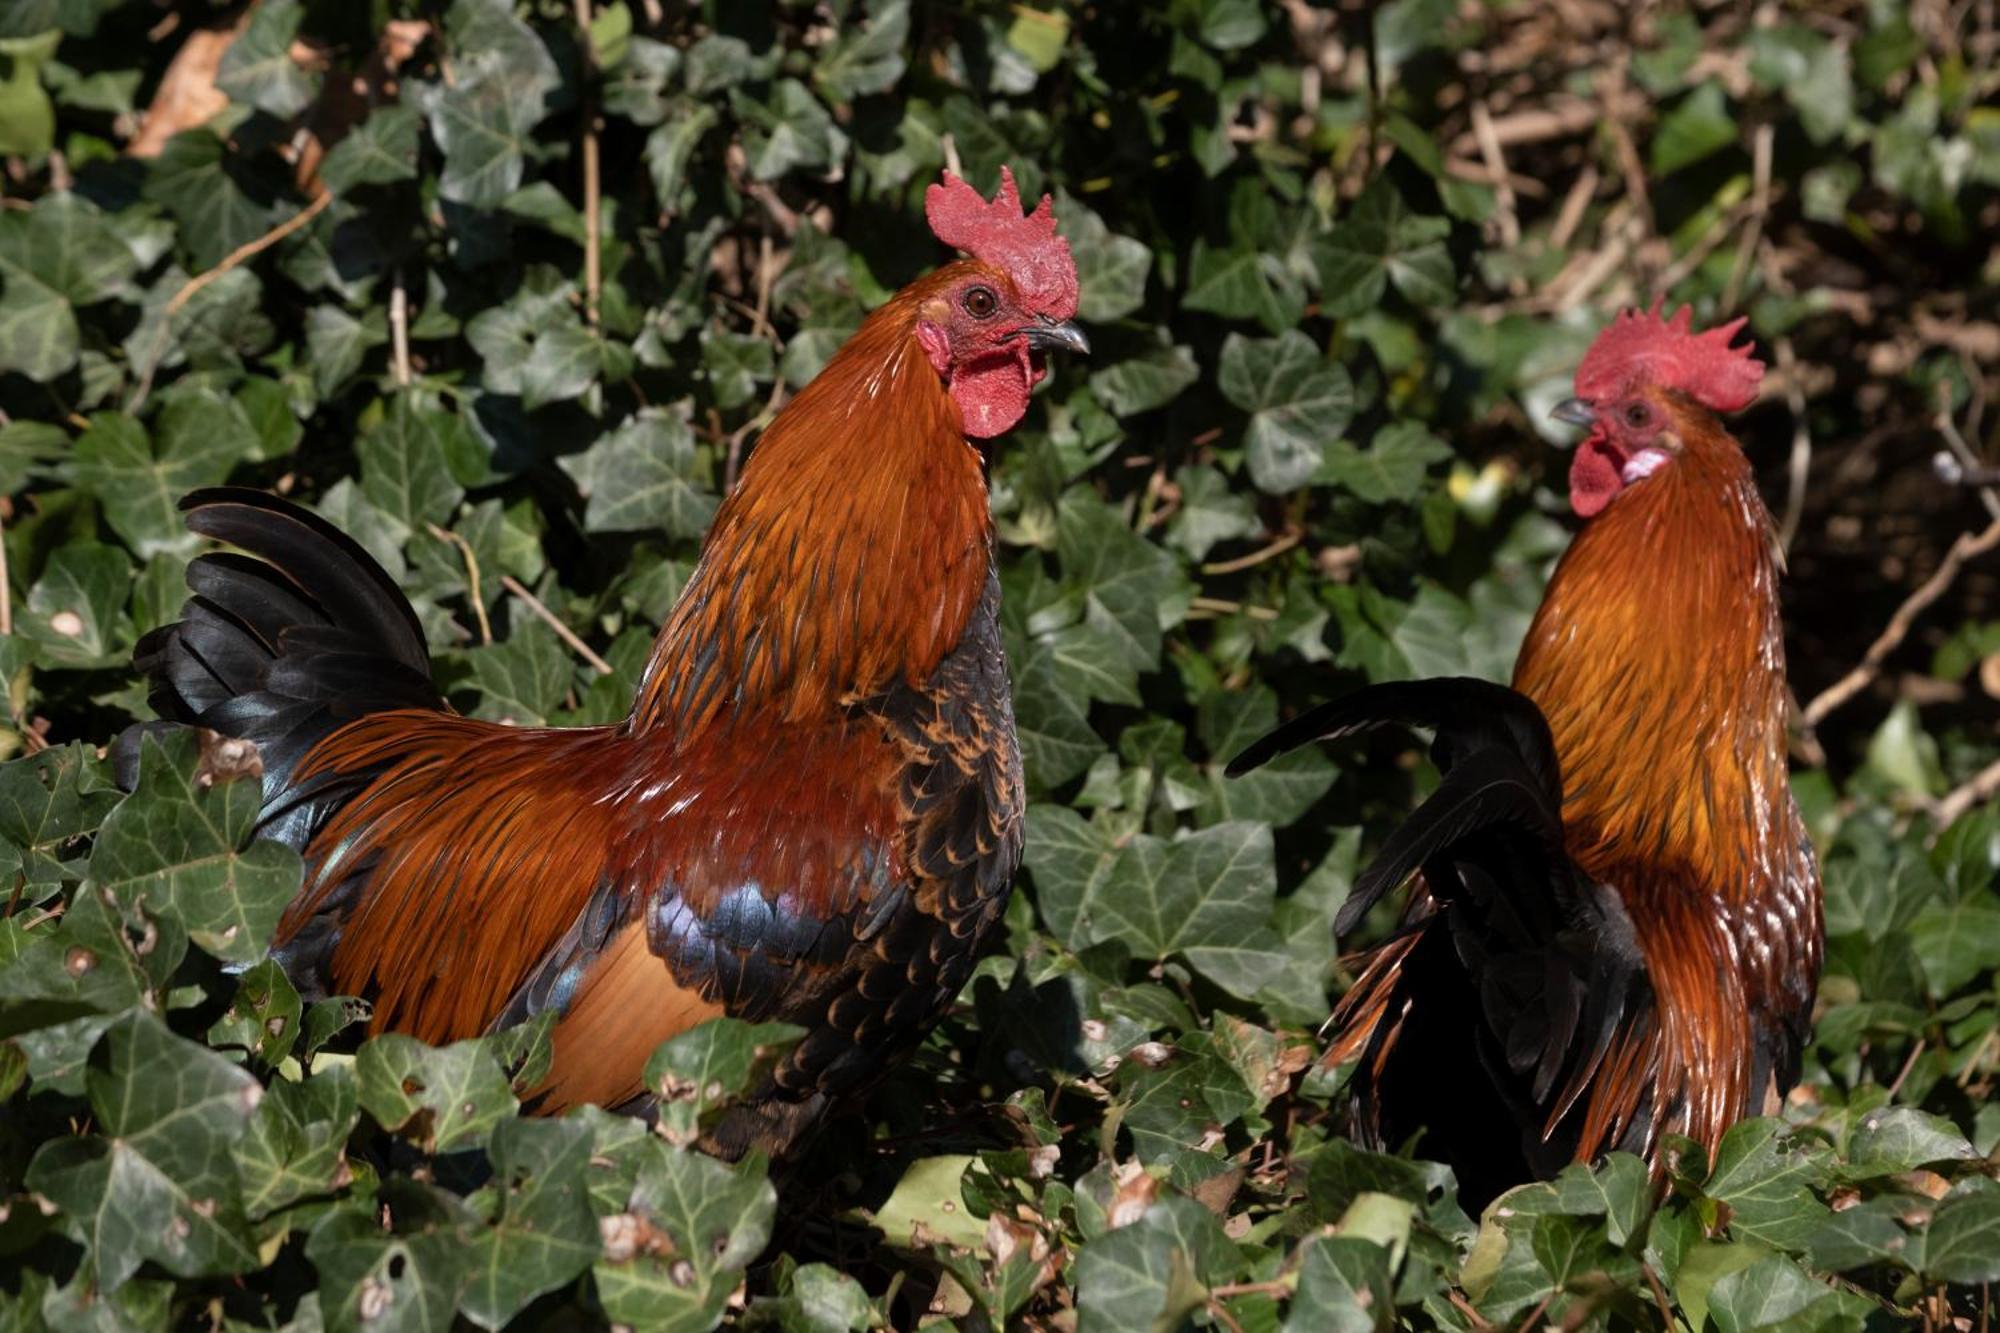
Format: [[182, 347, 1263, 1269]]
[[356, 1031, 520, 1154], [318, 105, 422, 193], [460, 1118, 601, 1328], [0, 191, 139, 380], [88, 731, 302, 964], [1088, 342, 1199, 416], [593, 1146, 776, 1331], [1218, 330, 1355, 494], [27, 1010, 260, 1291], [215, 0, 317, 118]]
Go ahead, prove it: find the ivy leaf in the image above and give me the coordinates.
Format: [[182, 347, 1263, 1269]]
[[1073, 1194, 1233, 1333], [1314, 182, 1455, 317], [356, 1032, 520, 1154], [1922, 1183, 2000, 1284], [423, 0, 560, 207], [88, 731, 302, 964], [319, 104, 422, 193], [143, 131, 282, 271], [814, 0, 909, 103], [1089, 343, 1199, 416], [0, 742, 118, 893], [359, 395, 469, 532], [1843, 1107, 1978, 1178], [460, 1119, 601, 1329], [307, 1203, 471, 1333], [0, 192, 139, 381], [1284, 1235, 1396, 1333], [640, 1018, 805, 1150], [20, 540, 132, 668], [26, 1010, 260, 1291], [71, 400, 254, 556], [234, 1063, 361, 1221], [734, 79, 845, 182], [1056, 491, 1188, 679], [1651, 82, 1738, 175], [1701, 1119, 1833, 1250], [215, 0, 317, 118], [593, 1147, 776, 1331], [1185, 239, 1304, 334], [1061, 193, 1150, 324], [459, 621, 573, 726], [1218, 330, 1355, 494], [1319, 420, 1452, 504], [559, 408, 718, 539]]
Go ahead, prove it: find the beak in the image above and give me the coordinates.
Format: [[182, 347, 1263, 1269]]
[[1019, 319, 1090, 356], [1550, 397, 1595, 427]]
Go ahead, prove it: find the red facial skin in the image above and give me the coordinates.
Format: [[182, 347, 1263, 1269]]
[[914, 268, 1052, 440], [1570, 391, 1676, 518]]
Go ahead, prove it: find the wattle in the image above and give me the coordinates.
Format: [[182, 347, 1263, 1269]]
[[949, 344, 1044, 439], [1569, 434, 1626, 518]]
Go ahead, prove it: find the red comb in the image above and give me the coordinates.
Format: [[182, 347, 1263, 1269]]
[[925, 166, 1078, 320], [1574, 300, 1764, 413]]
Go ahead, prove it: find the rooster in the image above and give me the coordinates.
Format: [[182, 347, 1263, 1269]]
[[1231, 306, 1821, 1207], [129, 167, 1088, 1155]]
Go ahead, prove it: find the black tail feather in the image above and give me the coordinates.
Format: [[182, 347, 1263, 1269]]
[[124, 487, 444, 849]]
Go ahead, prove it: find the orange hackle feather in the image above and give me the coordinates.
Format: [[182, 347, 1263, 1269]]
[[1510, 389, 1816, 1160], [1322, 382, 1819, 1176], [274, 259, 1016, 1110]]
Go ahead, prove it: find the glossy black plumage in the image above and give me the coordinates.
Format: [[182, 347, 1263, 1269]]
[[1231, 678, 1652, 1206]]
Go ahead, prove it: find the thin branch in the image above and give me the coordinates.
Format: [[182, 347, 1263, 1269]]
[[1549, 164, 1598, 251], [126, 189, 333, 414], [1774, 336, 1812, 553], [573, 0, 601, 328], [389, 267, 412, 387], [1202, 529, 1301, 575], [1470, 98, 1520, 252], [1187, 596, 1278, 622], [425, 523, 491, 645], [0, 504, 10, 637], [1722, 120, 1774, 312], [1935, 385, 2000, 520], [501, 575, 613, 675], [1801, 513, 2000, 728], [1932, 756, 2000, 830]]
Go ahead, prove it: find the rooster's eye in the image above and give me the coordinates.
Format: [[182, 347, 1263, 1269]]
[[962, 286, 999, 319], [1625, 402, 1652, 429]]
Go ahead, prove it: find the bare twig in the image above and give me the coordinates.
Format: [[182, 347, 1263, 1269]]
[[1887, 1039, 1928, 1100], [1722, 121, 1774, 312], [940, 131, 963, 179], [1202, 529, 1301, 575], [1470, 98, 1520, 252], [0, 505, 10, 637], [1936, 387, 2000, 520], [501, 575, 613, 675], [1598, 64, 1652, 239], [389, 268, 412, 387], [1549, 164, 1598, 251], [724, 372, 789, 494], [1801, 513, 2000, 728], [126, 189, 333, 413], [426, 523, 492, 645], [573, 0, 601, 328], [1774, 337, 1813, 554], [1932, 757, 2000, 829], [1187, 596, 1278, 621]]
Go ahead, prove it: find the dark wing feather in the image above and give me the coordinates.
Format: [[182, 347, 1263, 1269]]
[[1233, 678, 1654, 1198]]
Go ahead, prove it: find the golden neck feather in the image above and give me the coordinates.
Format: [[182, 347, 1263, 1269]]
[[630, 283, 992, 738], [1511, 406, 1792, 900]]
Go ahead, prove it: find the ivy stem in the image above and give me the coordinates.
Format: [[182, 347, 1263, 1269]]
[[574, 0, 602, 330]]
